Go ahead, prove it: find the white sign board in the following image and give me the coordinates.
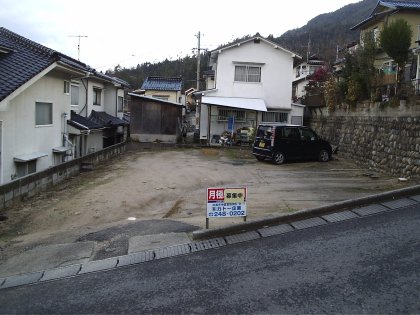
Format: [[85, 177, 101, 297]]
[[206, 187, 247, 218]]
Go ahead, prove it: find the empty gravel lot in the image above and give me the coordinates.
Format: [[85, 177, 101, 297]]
[[0, 146, 409, 262]]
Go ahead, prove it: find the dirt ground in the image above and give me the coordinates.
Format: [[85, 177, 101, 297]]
[[0, 146, 411, 262]]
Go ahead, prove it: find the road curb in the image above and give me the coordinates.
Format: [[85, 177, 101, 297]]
[[191, 184, 420, 240]]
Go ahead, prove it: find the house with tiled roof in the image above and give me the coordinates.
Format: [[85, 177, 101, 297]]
[[140, 76, 183, 104], [351, 0, 420, 93], [0, 27, 129, 183], [194, 34, 303, 143]]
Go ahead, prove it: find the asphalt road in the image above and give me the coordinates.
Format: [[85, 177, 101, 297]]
[[1, 206, 419, 314]]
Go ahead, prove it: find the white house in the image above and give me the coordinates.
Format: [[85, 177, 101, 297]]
[[195, 34, 303, 143], [292, 54, 326, 101], [0, 27, 128, 184]]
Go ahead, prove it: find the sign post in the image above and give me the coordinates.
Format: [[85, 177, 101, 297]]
[[206, 187, 247, 229]]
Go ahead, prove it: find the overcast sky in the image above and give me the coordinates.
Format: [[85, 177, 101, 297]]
[[1, 0, 361, 71]]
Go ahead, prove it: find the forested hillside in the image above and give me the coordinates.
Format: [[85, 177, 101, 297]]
[[106, 0, 402, 91], [275, 0, 378, 60]]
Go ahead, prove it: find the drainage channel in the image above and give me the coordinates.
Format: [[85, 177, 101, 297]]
[[1, 196, 419, 290]]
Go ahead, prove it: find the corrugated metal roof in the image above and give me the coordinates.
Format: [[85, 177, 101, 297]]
[[140, 76, 182, 91], [201, 96, 267, 112]]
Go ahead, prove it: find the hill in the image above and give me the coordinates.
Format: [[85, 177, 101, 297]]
[[109, 0, 406, 90], [274, 0, 378, 61]]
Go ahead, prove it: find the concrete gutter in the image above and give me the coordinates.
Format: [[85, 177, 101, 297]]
[[192, 184, 420, 240]]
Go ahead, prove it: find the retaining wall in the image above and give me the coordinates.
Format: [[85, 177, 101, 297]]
[[307, 102, 420, 179], [0, 143, 126, 210]]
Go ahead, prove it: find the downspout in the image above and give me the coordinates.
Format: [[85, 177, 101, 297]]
[[115, 89, 118, 116]]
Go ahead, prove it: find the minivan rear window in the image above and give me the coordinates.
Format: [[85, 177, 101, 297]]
[[256, 126, 273, 139]]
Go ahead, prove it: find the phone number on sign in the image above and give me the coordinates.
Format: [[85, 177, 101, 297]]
[[208, 210, 246, 217]]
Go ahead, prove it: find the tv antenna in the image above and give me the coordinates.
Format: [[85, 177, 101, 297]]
[[69, 35, 88, 60]]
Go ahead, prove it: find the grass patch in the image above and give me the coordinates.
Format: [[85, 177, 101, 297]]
[[201, 148, 220, 157]]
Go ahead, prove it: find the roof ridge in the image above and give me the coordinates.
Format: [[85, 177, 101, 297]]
[[0, 27, 55, 58]]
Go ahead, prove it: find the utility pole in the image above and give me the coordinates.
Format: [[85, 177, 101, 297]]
[[69, 35, 88, 60], [196, 31, 201, 90]]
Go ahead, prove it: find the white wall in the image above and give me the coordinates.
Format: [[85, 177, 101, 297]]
[[90, 81, 105, 115], [0, 70, 70, 183], [202, 105, 258, 142], [211, 40, 295, 110]]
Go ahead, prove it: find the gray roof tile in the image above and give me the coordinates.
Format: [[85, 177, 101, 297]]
[[140, 76, 182, 91], [0, 27, 129, 102], [89, 110, 128, 127]]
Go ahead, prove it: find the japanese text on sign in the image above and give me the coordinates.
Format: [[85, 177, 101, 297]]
[[207, 187, 247, 218]]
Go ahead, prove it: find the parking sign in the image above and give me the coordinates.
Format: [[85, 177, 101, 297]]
[[206, 187, 247, 218]]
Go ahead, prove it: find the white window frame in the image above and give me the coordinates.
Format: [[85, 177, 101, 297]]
[[234, 65, 262, 83], [117, 96, 124, 112], [35, 102, 53, 126], [70, 83, 80, 106]]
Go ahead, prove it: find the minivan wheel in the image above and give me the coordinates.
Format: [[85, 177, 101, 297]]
[[318, 149, 330, 162], [272, 152, 285, 165]]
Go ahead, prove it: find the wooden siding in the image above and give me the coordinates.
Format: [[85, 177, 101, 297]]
[[130, 98, 181, 135]]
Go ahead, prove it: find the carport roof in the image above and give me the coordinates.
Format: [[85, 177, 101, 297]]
[[201, 96, 267, 112]]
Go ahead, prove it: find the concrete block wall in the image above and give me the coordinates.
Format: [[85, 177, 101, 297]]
[[0, 143, 125, 210]]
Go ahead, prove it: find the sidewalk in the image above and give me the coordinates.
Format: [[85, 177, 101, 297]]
[[1, 184, 420, 290]]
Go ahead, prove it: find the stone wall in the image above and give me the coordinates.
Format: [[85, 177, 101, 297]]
[[307, 102, 420, 179]]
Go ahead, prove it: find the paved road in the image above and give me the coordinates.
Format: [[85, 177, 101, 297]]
[[0, 206, 419, 314]]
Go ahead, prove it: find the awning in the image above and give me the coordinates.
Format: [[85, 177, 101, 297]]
[[52, 146, 71, 153], [201, 96, 267, 112], [14, 152, 48, 162]]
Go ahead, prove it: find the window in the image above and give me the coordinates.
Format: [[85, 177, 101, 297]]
[[417, 25, 420, 42], [71, 84, 79, 106], [218, 109, 246, 122], [234, 65, 261, 82], [373, 27, 380, 43], [151, 94, 169, 100], [64, 81, 70, 94], [284, 127, 300, 139], [16, 160, 36, 178], [117, 96, 124, 112], [262, 111, 288, 123], [35, 102, 53, 125], [93, 88, 102, 105], [299, 128, 317, 141]]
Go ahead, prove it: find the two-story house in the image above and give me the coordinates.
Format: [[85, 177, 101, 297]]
[[292, 54, 326, 102], [194, 34, 303, 143], [139, 76, 183, 104], [351, 0, 420, 92], [0, 27, 128, 184]]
